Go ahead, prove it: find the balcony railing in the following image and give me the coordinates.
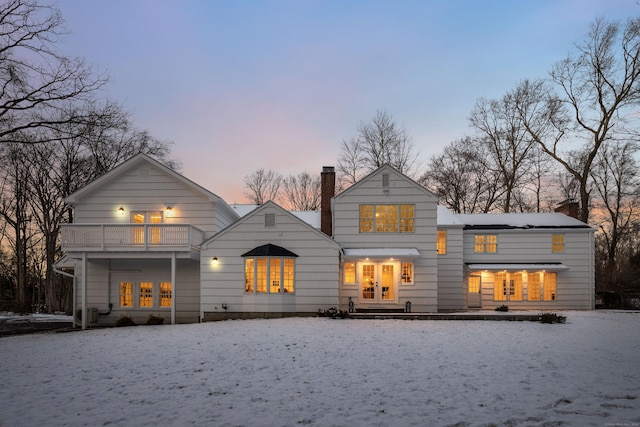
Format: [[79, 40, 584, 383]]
[[61, 224, 205, 252]]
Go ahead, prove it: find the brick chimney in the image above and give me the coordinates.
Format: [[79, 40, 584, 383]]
[[321, 166, 335, 236], [554, 199, 579, 219]]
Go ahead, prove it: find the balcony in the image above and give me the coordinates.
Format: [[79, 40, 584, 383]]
[[61, 224, 205, 254]]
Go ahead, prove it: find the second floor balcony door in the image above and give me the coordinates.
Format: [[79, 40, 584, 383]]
[[133, 212, 163, 245]]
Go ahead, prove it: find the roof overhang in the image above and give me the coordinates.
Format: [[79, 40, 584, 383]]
[[343, 248, 421, 260], [466, 263, 569, 272]]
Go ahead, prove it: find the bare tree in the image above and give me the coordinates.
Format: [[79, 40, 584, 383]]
[[243, 169, 282, 205], [420, 137, 502, 213], [337, 110, 422, 186], [0, 0, 107, 145], [517, 17, 640, 223], [590, 140, 640, 292], [281, 172, 320, 211], [469, 92, 538, 213]]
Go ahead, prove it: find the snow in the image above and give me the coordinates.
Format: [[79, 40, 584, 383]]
[[1, 311, 639, 426], [454, 212, 590, 228]]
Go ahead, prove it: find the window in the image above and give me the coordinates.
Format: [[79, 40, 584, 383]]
[[474, 235, 497, 253], [493, 272, 522, 301], [159, 282, 172, 307], [527, 272, 556, 301], [401, 262, 413, 284], [139, 282, 153, 307], [120, 282, 133, 307], [245, 257, 296, 294], [552, 234, 565, 253], [132, 211, 163, 245], [437, 230, 447, 254], [382, 173, 389, 187], [543, 273, 557, 301], [265, 213, 276, 227], [344, 262, 356, 284], [359, 204, 415, 233]]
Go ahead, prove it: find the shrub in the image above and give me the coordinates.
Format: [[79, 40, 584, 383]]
[[540, 312, 566, 324], [495, 305, 509, 312], [317, 307, 349, 319], [115, 315, 137, 327], [145, 314, 164, 325]]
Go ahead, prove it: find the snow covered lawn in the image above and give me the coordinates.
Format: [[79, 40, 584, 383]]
[[1, 311, 638, 426]]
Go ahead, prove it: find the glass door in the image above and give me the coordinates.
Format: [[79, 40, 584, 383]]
[[361, 263, 375, 300]]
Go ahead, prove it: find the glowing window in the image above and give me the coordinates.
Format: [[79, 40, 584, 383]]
[[270, 258, 281, 293], [244, 257, 295, 294], [283, 259, 295, 293], [437, 230, 447, 254], [543, 272, 557, 301], [139, 282, 153, 307], [359, 204, 414, 233], [245, 259, 255, 292], [528, 273, 541, 301], [120, 282, 133, 307], [256, 259, 267, 293], [359, 205, 374, 232], [401, 262, 413, 284], [160, 282, 172, 307], [344, 262, 356, 284], [475, 235, 497, 253], [552, 234, 565, 253]]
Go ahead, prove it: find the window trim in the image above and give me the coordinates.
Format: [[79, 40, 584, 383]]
[[118, 280, 172, 309], [401, 262, 414, 285], [245, 256, 296, 294]]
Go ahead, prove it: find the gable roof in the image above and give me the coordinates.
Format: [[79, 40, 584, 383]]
[[64, 153, 238, 220], [202, 200, 341, 249], [334, 164, 437, 200]]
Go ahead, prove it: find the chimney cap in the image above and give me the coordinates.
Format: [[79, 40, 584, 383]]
[[322, 166, 335, 173]]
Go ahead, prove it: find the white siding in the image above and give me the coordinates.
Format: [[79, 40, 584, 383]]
[[463, 228, 594, 309], [201, 203, 341, 317], [333, 167, 439, 312], [437, 226, 465, 311]]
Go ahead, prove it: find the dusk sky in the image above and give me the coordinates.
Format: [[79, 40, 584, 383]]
[[56, 0, 637, 203]]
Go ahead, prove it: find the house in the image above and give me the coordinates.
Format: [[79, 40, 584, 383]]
[[57, 154, 595, 329]]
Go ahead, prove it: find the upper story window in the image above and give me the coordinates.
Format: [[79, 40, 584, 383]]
[[552, 234, 565, 253], [437, 230, 447, 254], [474, 235, 497, 253], [132, 211, 163, 245], [359, 204, 415, 233]]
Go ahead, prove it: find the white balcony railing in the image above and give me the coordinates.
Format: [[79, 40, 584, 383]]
[[61, 224, 205, 252]]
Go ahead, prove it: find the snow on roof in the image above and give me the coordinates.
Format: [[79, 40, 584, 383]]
[[455, 212, 589, 228], [437, 205, 465, 226], [230, 204, 259, 216], [229, 204, 321, 229]]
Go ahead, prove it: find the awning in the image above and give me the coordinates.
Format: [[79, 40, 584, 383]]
[[342, 248, 421, 259], [241, 243, 298, 258], [466, 263, 569, 272]]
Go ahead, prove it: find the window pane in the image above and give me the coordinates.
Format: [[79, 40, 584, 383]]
[[528, 273, 541, 301], [543, 272, 556, 301], [511, 273, 523, 301], [344, 262, 356, 283], [119, 282, 133, 307], [400, 205, 414, 232], [245, 259, 254, 293], [270, 258, 281, 293], [474, 235, 485, 253], [376, 205, 398, 232], [552, 234, 565, 253], [140, 282, 153, 307], [359, 205, 373, 233], [486, 235, 497, 253], [401, 262, 413, 284], [494, 272, 507, 301], [160, 282, 172, 307], [437, 230, 447, 254], [256, 259, 267, 293], [283, 258, 295, 293]]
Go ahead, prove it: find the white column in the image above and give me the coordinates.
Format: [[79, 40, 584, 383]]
[[171, 253, 176, 325], [82, 253, 87, 330]]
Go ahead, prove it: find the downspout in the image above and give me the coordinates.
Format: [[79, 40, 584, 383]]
[[53, 267, 76, 329]]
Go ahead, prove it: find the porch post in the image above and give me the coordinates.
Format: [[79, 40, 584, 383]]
[[171, 252, 176, 325], [82, 252, 87, 330]]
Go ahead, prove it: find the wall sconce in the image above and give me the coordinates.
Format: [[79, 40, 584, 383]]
[[118, 207, 125, 216], [165, 206, 173, 217], [211, 257, 219, 265]]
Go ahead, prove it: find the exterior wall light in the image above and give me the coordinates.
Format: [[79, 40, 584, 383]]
[[212, 257, 219, 265], [165, 206, 173, 217], [118, 207, 125, 216]]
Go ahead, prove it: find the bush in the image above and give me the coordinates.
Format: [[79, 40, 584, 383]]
[[317, 307, 349, 319], [115, 315, 137, 327], [145, 314, 164, 325], [540, 312, 566, 324], [495, 305, 509, 312]]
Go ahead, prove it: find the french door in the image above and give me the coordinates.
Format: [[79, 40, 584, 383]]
[[360, 262, 396, 303]]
